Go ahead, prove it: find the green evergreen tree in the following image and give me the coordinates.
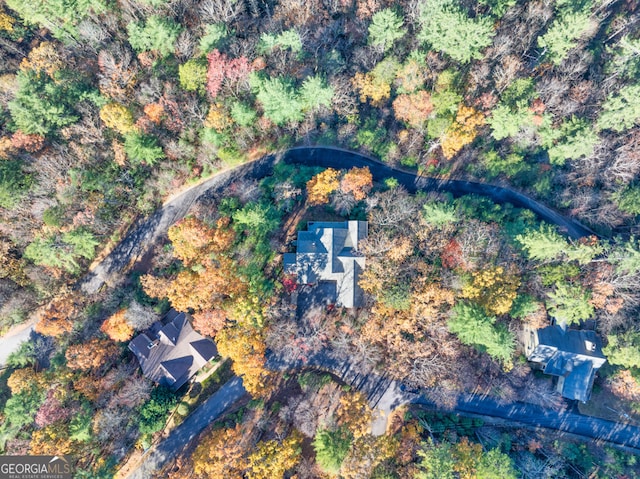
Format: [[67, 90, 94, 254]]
[[418, 0, 494, 64], [606, 35, 640, 81], [612, 184, 640, 215], [124, 132, 165, 165], [62, 229, 99, 261], [127, 15, 182, 57], [538, 10, 594, 65], [230, 102, 257, 127], [232, 202, 280, 239], [24, 228, 97, 274], [0, 160, 33, 209], [597, 84, 640, 132], [9, 70, 80, 136], [448, 303, 515, 364], [516, 224, 568, 262], [313, 428, 352, 475], [603, 331, 640, 369], [199, 23, 229, 54], [539, 117, 599, 166], [300, 75, 333, 112], [249, 74, 304, 125], [422, 200, 458, 227], [259, 29, 302, 54], [368, 8, 406, 52], [546, 282, 594, 325], [610, 237, 640, 275], [5, 0, 107, 40], [487, 104, 534, 141], [478, 0, 516, 17]]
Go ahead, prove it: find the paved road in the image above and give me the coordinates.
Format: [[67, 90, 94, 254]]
[[0, 323, 34, 366], [80, 146, 596, 294], [269, 350, 640, 451], [123, 376, 246, 479], [415, 393, 640, 451]]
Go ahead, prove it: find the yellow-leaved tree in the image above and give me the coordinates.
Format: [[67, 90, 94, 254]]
[[306, 168, 340, 205], [215, 323, 275, 397], [441, 105, 485, 159], [246, 433, 302, 479], [99, 103, 135, 134], [460, 265, 520, 316], [192, 423, 250, 479]]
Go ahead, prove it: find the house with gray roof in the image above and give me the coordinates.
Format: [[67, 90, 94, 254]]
[[129, 311, 218, 390], [525, 325, 606, 402], [283, 220, 367, 308]]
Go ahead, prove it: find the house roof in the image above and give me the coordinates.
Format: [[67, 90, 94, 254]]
[[128, 312, 218, 390], [527, 325, 606, 402], [285, 221, 367, 308]]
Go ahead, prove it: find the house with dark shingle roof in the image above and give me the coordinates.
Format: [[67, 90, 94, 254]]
[[525, 325, 606, 402], [284, 220, 367, 308], [129, 311, 218, 390]]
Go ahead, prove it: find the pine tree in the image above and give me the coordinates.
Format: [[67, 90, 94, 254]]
[[539, 116, 599, 166], [127, 15, 182, 57], [597, 84, 640, 132], [603, 332, 640, 369], [516, 224, 568, 262], [368, 8, 406, 51], [249, 74, 304, 125], [300, 75, 333, 112], [9, 70, 80, 136], [545, 282, 594, 325], [538, 11, 594, 65], [417, 0, 494, 64]]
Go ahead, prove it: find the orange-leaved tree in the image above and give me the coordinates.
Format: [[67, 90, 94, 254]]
[[35, 291, 77, 338], [100, 309, 134, 342], [392, 91, 433, 129], [340, 166, 373, 201], [192, 309, 227, 337], [65, 339, 119, 372]]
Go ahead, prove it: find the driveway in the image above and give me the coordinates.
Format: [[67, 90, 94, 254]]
[[0, 321, 35, 366], [123, 376, 246, 479], [81, 146, 596, 295], [269, 349, 640, 451]]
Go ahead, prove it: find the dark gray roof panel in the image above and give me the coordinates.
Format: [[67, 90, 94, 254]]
[[286, 221, 367, 308], [190, 339, 218, 362], [130, 310, 218, 390], [561, 361, 594, 402], [161, 356, 193, 382], [537, 327, 605, 359]]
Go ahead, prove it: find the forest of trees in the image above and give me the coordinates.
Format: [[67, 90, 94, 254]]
[[2, 0, 640, 477]]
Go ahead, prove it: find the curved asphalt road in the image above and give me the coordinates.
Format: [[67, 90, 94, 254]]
[[21, 147, 608, 479], [268, 350, 640, 452], [123, 376, 246, 479], [81, 146, 596, 294]]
